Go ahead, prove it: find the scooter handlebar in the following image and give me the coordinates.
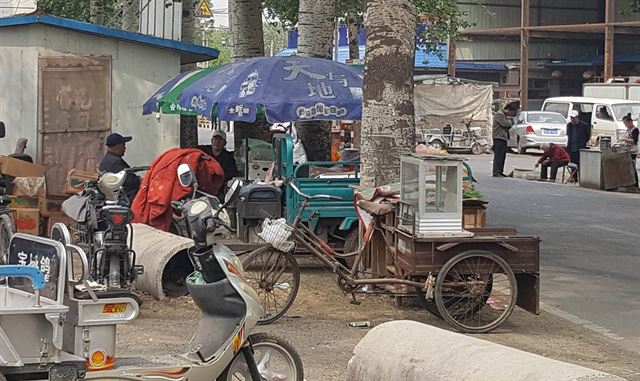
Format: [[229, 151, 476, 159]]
[[125, 166, 150, 173]]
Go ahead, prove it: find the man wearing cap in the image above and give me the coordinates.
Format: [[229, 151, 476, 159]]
[[492, 99, 519, 177], [210, 130, 238, 198], [99, 133, 141, 202], [566, 110, 591, 180]]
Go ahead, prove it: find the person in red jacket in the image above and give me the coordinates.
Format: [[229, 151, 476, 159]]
[[535, 142, 570, 181]]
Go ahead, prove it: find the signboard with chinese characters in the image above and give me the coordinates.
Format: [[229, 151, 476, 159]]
[[8, 236, 61, 301]]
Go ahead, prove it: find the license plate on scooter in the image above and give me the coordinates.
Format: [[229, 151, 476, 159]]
[[102, 303, 127, 314]]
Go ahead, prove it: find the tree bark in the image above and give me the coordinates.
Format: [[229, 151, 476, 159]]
[[298, 0, 335, 58], [90, 0, 106, 25], [228, 0, 265, 60], [181, 0, 197, 44], [296, 0, 335, 162], [346, 16, 360, 61], [360, 0, 416, 187]]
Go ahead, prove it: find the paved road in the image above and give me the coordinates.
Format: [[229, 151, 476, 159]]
[[466, 152, 640, 354]]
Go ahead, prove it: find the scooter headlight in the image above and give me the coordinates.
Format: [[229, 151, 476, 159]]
[[189, 200, 209, 215]]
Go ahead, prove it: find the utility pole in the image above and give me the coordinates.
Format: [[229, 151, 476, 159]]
[[604, 0, 615, 81], [520, 0, 530, 110]]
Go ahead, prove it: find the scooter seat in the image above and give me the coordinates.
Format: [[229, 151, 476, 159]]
[[74, 289, 142, 306]]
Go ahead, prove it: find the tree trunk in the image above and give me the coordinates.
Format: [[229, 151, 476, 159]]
[[90, 0, 106, 25], [181, 0, 197, 44], [360, 0, 416, 187], [227, 0, 265, 154], [346, 16, 360, 61], [298, 0, 335, 58], [296, 0, 335, 162], [228, 0, 265, 60], [180, 115, 199, 148], [179, 0, 199, 147], [120, 0, 140, 32]]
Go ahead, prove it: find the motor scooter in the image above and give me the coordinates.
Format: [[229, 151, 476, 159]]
[[63, 167, 148, 290], [0, 166, 304, 380]]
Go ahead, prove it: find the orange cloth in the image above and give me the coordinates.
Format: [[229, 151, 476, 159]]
[[131, 148, 225, 231]]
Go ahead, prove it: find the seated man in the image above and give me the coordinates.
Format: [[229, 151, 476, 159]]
[[100, 133, 141, 202], [535, 142, 570, 182]]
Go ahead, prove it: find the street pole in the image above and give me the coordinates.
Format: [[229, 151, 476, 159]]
[[604, 0, 615, 81], [520, 0, 530, 111], [334, 17, 340, 62]]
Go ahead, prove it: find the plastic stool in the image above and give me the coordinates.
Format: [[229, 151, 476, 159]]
[[563, 163, 579, 184]]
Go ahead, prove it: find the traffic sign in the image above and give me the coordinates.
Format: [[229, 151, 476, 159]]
[[195, 0, 213, 18]]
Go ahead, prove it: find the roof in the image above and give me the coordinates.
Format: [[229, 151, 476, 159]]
[[276, 45, 506, 72], [543, 96, 640, 104], [0, 14, 219, 64]]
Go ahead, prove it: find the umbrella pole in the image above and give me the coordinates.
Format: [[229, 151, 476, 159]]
[[245, 137, 250, 182]]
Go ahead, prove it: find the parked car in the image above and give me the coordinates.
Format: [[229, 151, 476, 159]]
[[507, 111, 568, 154], [541, 96, 640, 144]]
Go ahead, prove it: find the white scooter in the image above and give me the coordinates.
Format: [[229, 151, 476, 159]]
[[0, 164, 303, 380]]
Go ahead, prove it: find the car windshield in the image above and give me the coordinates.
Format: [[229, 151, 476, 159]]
[[611, 104, 640, 121], [526, 113, 566, 124]]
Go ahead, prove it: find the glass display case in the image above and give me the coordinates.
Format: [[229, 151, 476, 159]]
[[399, 155, 465, 236]]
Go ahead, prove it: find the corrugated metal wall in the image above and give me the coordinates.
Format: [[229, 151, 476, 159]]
[[458, 0, 601, 29], [457, 40, 599, 62]]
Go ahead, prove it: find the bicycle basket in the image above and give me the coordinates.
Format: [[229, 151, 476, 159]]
[[258, 218, 295, 252]]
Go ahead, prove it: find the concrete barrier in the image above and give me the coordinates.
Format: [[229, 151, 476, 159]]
[[131, 223, 194, 299], [346, 320, 626, 381]]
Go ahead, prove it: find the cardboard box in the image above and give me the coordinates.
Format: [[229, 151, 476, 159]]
[[10, 177, 46, 197], [39, 196, 66, 218], [15, 208, 40, 236], [0, 156, 45, 178], [65, 169, 98, 194], [10, 196, 39, 210], [46, 213, 75, 236]]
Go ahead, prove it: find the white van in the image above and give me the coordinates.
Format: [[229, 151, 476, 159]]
[[541, 96, 640, 144]]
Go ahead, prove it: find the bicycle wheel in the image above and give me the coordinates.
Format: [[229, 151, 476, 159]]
[[242, 246, 300, 325], [219, 333, 304, 381], [435, 250, 517, 333], [0, 214, 14, 265]]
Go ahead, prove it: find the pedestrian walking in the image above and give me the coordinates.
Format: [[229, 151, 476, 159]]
[[565, 109, 591, 181], [535, 142, 570, 182], [492, 99, 519, 177], [621, 113, 638, 186]]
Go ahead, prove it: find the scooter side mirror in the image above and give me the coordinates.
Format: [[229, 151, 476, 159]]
[[177, 163, 196, 188], [223, 179, 242, 206], [0, 121, 5, 139]]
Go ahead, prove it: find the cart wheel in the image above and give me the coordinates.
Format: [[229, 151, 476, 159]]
[[471, 142, 484, 155], [242, 246, 300, 325], [415, 288, 442, 319], [429, 139, 444, 150], [435, 250, 517, 333]]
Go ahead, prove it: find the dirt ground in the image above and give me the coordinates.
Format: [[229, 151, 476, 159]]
[[118, 267, 640, 381]]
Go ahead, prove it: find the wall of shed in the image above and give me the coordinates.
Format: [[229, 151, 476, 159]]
[[458, 0, 601, 29], [0, 24, 180, 167], [457, 40, 598, 62]]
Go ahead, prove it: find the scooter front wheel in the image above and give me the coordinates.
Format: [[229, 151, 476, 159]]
[[219, 333, 304, 381], [242, 247, 300, 325]]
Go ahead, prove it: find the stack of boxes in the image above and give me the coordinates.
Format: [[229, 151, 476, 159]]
[[0, 155, 70, 236]]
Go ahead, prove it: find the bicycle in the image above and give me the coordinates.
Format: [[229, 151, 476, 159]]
[[242, 182, 525, 333]]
